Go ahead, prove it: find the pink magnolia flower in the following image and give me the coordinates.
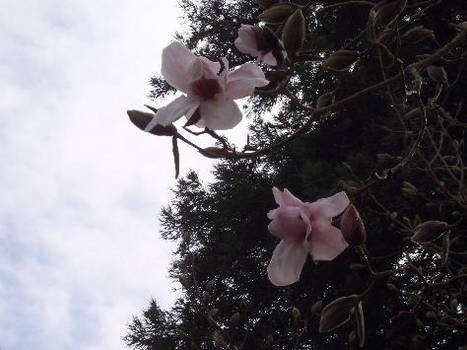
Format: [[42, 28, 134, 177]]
[[267, 188, 350, 286], [234, 25, 285, 66], [144, 42, 269, 131]]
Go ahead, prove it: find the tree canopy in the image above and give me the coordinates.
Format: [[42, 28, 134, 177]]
[[126, 0, 466, 349]]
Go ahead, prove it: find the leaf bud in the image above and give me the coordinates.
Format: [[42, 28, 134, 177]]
[[311, 300, 324, 315], [401, 181, 418, 196], [401, 25, 436, 44], [254, 0, 279, 8], [292, 306, 301, 320], [127, 110, 177, 136], [230, 312, 241, 325], [282, 9, 305, 56], [319, 295, 359, 333], [258, 3, 298, 23], [322, 50, 359, 72], [200, 147, 231, 159], [411, 220, 449, 243]]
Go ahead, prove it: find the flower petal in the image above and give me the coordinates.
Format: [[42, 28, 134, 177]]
[[308, 219, 349, 261], [200, 57, 222, 80], [199, 98, 242, 130], [267, 239, 308, 286], [161, 42, 200, 93], [235, 25, 262, 57], [272, 186, 283, 205], [225, 63, 269, 100], [306, 191, 350, 220], [282, 189, 303, 207], [144, 95, 199, 130], [268, 206, 306, 240], [261, 51, 278, 66]]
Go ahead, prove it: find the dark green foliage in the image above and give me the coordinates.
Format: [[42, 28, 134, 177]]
[[127, 0, 466, 349]]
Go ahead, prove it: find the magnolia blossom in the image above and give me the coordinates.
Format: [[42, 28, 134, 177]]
[[144, 42, 268, 131], [234, 24, 284, 66], [267, 188, 350, 286]]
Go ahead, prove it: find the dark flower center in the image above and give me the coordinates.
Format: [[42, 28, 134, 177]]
[[191, 76, 221, 100]]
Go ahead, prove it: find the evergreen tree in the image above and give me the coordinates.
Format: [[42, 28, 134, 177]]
[[126, 0, 466, 349]]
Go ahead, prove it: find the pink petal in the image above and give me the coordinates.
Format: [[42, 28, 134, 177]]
[[267, 239, 308, 286], [261, 51, 278, 66], [308, 219, 349, 261], [305, 191, 350, 220], [234, 25, 262, 57], [199, 98, 242, 130], [199, 57, 222, 80], [144, 95, 199, 130], [268, 206, 306, 240], [282, 189, 303, 207], [272, 187, 283, 205], [225, 63, 269, 100], [161, 42, 200, 93]]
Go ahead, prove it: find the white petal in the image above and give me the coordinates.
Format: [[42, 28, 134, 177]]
[[199, 98, 242, 130], [267, 239, 308, 286], [308, 219, 349, 261], [234, 25, 262, 57], [226, 63, 269, 100], [261, 51, 278, 66], [305, 191, 350, 220], [161, 42, 199, 93], [144, 95, 199, 131]]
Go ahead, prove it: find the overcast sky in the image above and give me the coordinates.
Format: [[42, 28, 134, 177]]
[[0, 1, 249, 349]]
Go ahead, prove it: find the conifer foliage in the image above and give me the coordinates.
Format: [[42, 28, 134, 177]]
[[126, 0, 466, 349]]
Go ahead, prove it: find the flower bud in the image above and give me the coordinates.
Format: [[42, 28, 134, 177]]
[[340, 205, 367, 245], [411, 220, 449, 243], [282, 9, 305, 56], [258, 3, 298, 23], [322, 50, 359, 72], [265, 334, 274, 345], [127, 110, 177, 136], [319, 295, 359, 333]]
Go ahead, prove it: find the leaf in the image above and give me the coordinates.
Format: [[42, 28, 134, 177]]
[[172, 136, 180, 179]]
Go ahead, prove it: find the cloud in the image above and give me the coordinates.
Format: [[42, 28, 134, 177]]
[[0, 1, 228, 349]]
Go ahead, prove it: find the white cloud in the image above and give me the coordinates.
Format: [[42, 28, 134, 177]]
[[0, 1, 232, 349]]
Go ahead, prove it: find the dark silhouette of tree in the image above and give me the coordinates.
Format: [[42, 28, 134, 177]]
[[126, 0, 466, 349]]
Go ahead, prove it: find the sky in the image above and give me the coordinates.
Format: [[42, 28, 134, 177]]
[[0, 1, 248, 349]]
